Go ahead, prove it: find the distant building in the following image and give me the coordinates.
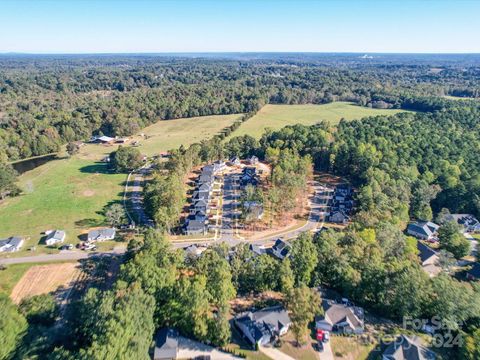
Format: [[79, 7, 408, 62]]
[[153, 328, 179, 360], [87, 228, 116, 242], [406, 221, 439, 241], [248, 155, 259, 165], [229, 156, 241, 166], [45, 230, 66, 246], [445, 214, 480, 233], [329, 210, 350, 224], [184, 220, 206, 235], [234, 306, 291, 348], [91, 135, 115, 144], [270, 239, 291, 260], [315, 300, 364, 335], [382, 335, 436, 360], [417, 242, 441, 277], [0, 236, 25, 252]]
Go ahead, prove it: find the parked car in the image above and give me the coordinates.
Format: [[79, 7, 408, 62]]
[[59, 244, 74, 250], [315, 341, 324, 352]]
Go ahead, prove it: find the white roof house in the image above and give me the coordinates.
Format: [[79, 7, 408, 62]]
[[87, 228, 116, 242], [0, 236, 25, 252], [45, 230, 66, 246]]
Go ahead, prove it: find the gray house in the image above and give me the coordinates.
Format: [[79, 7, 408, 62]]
[[0, 236, 24, 252], [382, 335, 436, 360], [329, 210, 350, 224], [316, 300, 364, 334], [235, 305, 291, 348], [184, 220, 206, 235], [87, 228, 116, 242], [269, 239, 291, 260], [154, 328, 178, 360], [406, 221, 439, 241], [417, 242, 441, 277], [45, 230, 66, 246]]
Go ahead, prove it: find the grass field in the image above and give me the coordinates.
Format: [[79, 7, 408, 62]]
[[231, 102, 409, 138], [0, 157, 125, 256], [0, 114, 242, 256], [80, 113, 243, 161]]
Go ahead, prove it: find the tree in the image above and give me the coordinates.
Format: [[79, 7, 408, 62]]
[[461, 327, 480, 360], [290, 232, 318, 286], [111, 146, 143, 172], [19, 294, 59, 326], [436, 250, 456, 273], [287, 285, 321, 346], [105, 203, 125, 227], [66, 142, 80, 156], [0, 162, 20, 199], [278, 258, 295, 294], [438, 221, 470, 258], [0, 294, 27, 360]]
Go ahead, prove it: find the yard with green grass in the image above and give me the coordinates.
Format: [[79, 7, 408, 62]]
[[79, 113, 243, 161], [0, 156, 126, 256], [231, 102, 410, 139]]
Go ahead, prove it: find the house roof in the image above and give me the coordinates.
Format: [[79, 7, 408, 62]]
[[382, 335, 436, 360], [154, 328, 178, 360], [47, 230, 65, 241], [0, 236, 24, 248], [446, 214, 480, 230], [417, 242, 438, 264], [186, 220, 206, 231], [236, 306, 291, 343], [88, 228, 115, 240], [250, 244, 267, 256], [322, 300, 364, 331], [97, 135, 114, 142], [407, 221, 439, 237]]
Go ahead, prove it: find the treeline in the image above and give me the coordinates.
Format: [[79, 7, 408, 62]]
[[2, 56, 480, 162]]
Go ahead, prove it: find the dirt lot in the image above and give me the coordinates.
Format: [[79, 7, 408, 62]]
[[10, 262, 81, 304]]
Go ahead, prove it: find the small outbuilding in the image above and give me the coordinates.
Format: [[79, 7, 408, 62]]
[[45, 230, 66, 246]]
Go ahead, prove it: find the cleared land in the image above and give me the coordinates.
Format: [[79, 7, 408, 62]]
[[231, 102, 409, 138], [80, 114, 243, 160], [0, 157, 125, 255], [10, 262, 81, 304]]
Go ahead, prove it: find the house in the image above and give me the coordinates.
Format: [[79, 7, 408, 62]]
[[0, 236, 24, 252], [243, 201, 264, 220], [45, 230, 66, 246], [382, 335, 436, 360], [315, 300, 364, 335], [153, 328, 179, 360], [87, 228, 116, 242], [229, 156, 241, 166], [445, 214, 480, 233], [417, 242, 441, 277], [241, 167, 258, 186], [198, 182, 213, 193], [184, 244, 208, 257], [270, 239, 291, 260], [213, 160, 226, 173], [184, 220, 206, 235], [248, 155, 259, 165], [91, 135, 115, 144], [249, 244, 267, 256], [197, 174, 214, 184], [235, 305, 291, 348], [192, 190, 210, 201], [406, 221, 439, 241], [193, 211, 208, 222], [329, 210, 350, 224], [466, 262, 480, 281]]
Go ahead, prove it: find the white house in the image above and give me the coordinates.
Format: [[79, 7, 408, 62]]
[[0, 236, 25, 252], [45, 230, 66, 246], [87, 228, 116, 242]]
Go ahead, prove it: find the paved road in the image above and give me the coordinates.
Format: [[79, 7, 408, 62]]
[[0, 248, 126, 265], [129, 168, 154, 227]]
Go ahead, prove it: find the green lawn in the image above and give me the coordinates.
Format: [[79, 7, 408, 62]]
[[80, 114, 243, 161], [0, 157, 126, 256], [0, 263, 35, 295], [231, 102, 410, 139]]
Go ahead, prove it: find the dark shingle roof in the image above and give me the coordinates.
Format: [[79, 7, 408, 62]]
[[383, 335, 436, 360], [154, 328, 178, 360]]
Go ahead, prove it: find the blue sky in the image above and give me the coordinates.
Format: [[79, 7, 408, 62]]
[[0, 0, 479, 53]]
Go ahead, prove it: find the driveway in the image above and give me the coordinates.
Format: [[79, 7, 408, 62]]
[[128, 167, 154, 227], [319, 341, 334, 360], [177, 336, 241, 360], [259, 346, 295, 360]]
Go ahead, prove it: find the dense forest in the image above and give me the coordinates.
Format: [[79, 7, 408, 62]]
[[1, 54, 479, 162]]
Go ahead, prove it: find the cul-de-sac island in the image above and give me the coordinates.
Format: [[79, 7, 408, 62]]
[[1, 2, 480, 359]]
